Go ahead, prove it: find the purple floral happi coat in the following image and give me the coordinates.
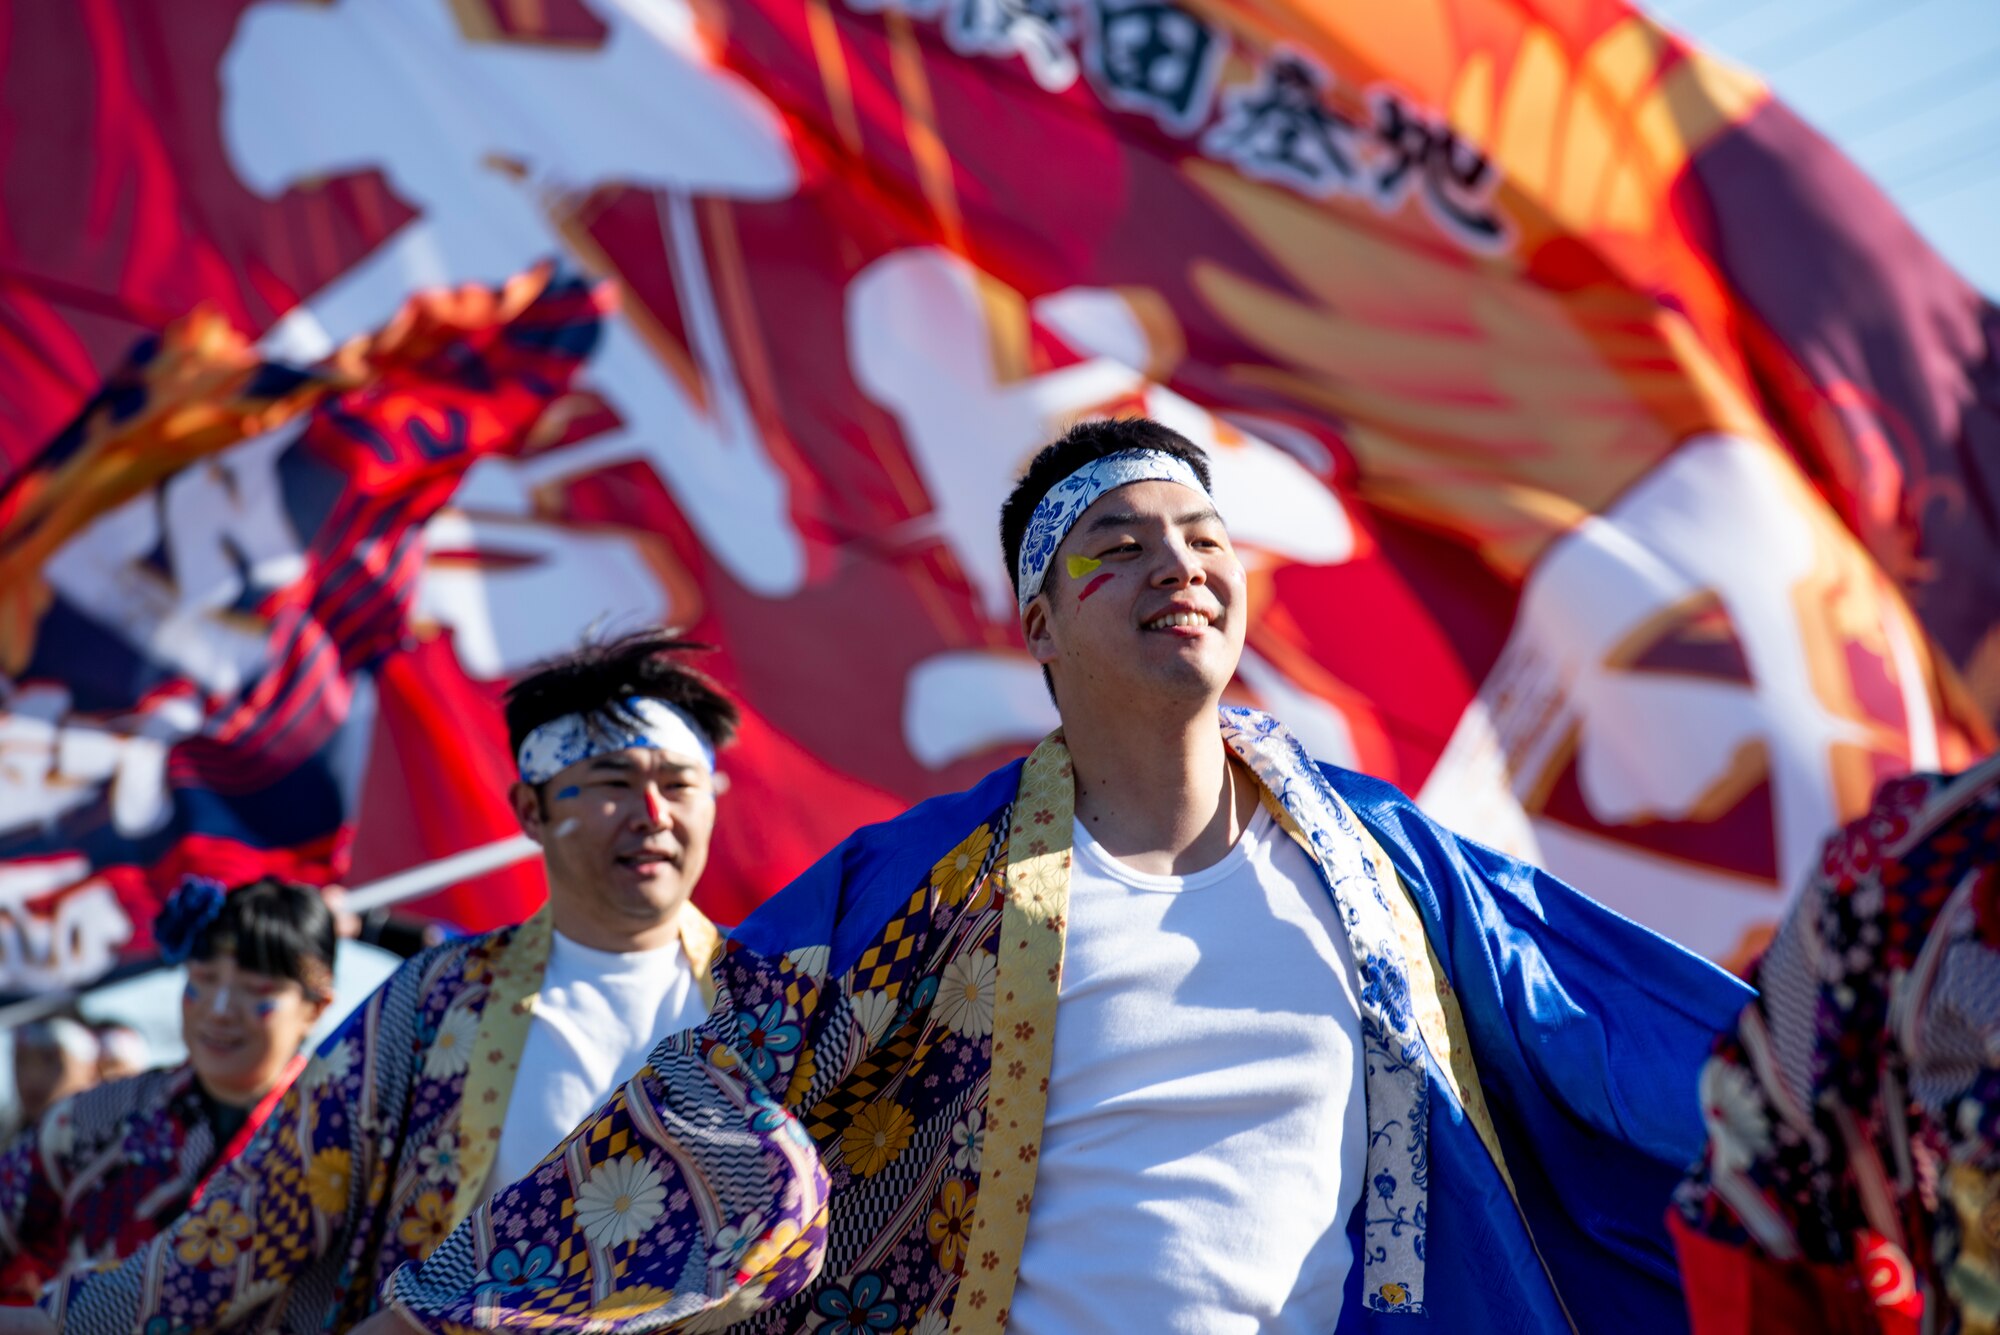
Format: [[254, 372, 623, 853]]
[[44, 922, 535, 1333]]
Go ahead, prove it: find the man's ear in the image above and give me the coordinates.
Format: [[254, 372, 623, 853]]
[[1021, 596, 1059, 668], [509, 780, 548, 846]]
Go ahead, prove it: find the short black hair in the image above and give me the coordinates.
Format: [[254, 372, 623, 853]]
[[503, 628, 741, 768], [998, 417, 1213, 605], [190, 877, 339, 1001]]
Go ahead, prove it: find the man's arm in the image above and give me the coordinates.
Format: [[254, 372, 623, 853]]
[[383, 812, 997, 1333], [380, 943, 839, 1333]]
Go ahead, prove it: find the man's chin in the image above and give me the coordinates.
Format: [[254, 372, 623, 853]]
[[1134, 645, 1238, 697], [609, 866, 693, 912]]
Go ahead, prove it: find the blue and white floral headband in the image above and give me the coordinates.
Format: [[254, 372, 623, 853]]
[[516, 697, 716, 784], [1013, 448, 1213, 614]]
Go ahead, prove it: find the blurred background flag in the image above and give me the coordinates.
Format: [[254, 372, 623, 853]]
[[0, 0, 1993, 993], [0, 266, 610, 990]]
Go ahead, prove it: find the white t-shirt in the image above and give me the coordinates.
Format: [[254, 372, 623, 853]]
[[491, 928, 710, 1190], [1008, 803, 1369, 1335]]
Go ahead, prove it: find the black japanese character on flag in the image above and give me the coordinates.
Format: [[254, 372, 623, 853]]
[[1202, 54, 1364, 197], [945, 0, 1080, 91], [1369, 89, 1509, 250], [1085, 0, 1228, 134]]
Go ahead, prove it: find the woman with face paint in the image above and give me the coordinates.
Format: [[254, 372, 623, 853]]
[[0, 876, 335, 1303]]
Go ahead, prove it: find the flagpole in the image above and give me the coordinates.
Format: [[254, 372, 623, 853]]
[[0, 835, 542, 1031]]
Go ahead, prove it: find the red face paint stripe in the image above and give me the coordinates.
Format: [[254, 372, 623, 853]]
[[1077, 572, 1114, 603]]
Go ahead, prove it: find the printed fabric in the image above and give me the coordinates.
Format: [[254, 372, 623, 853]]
[[385, 708, 1748, 1335], [39, 905, 720, 1333], [1673, 762, 2000, 1335], [0, 1062, 291, 1303]]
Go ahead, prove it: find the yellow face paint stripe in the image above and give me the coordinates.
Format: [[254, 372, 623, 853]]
[[1065, 554, 1102, 579]]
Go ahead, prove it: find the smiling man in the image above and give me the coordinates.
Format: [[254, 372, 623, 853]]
[[29, 631, 734, 1333], [372, 417, 1751, 1335]]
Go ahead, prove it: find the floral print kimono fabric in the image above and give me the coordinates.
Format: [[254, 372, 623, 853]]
[[385, 709, 1748, 1335], [38, 906, 719, 1333], [1674, 762, 2000, 1335], [0, 1060, 298, 1304]]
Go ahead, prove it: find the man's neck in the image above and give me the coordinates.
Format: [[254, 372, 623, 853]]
[[547, 897, 684, 955], [1061, 694, 1254, 877]]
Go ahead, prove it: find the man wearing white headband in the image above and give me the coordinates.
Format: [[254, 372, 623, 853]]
[[376, 417, 1752, 1335], [30, 632, 734, 1335]]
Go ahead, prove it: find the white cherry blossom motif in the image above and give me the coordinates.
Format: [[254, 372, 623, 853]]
[[936, 951, 997, 1038], [305, 1038, 356, 1090], [417, 1131, 462, 1185], [1701, 1056, 1774, 1176], [850, 989, 898, 1046], [912, 1310, 951, 1335], [783, 944, 831, 981], [950, 1107, 984, 1175], [422, 1002, 481, 1080], [575, 1154, 668, 1250], [707, 1209, 767, 1271]]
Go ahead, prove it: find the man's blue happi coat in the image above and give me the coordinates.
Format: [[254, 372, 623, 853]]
[[388, 714, 1750, 1335]]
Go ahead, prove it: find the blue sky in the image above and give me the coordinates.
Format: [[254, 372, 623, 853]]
[[1652, 0, 2000, 298]]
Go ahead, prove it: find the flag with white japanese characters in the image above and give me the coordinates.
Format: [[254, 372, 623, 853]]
[[0, 0, 1992, 990]]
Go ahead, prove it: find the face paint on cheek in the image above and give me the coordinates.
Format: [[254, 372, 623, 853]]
[[253, 997, 279, 1019], [552, 817, 581, 839], [1077, 572, 1115, 603], [1065, 555, 1102, 579], [554, 785, 581, 800]]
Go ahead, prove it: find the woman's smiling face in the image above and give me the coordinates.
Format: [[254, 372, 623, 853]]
[[182, 957, 325, 1104]]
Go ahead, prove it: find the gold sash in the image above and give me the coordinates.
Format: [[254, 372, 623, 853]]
[[445, 900, 723, 1233], [953, 734, 1521, 1333]]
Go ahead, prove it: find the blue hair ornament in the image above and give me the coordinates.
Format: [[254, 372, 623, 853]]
[[155, 876, 228, 965]]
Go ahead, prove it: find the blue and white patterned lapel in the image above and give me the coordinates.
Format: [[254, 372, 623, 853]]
[[1222, 705, 1431, 1316]]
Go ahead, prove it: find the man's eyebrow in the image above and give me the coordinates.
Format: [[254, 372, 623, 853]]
[[1082, 510, 1140, 534], [580, 753, 638, 772], [1081, 506, 1223, 534]]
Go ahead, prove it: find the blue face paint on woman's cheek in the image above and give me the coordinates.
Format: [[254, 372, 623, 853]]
[[253, 998, 279, 1018], [555, 785, 581, 801]]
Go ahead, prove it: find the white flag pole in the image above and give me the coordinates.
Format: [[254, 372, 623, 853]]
[[0, 834, 542, 1031], [339, 834, 540, 915]]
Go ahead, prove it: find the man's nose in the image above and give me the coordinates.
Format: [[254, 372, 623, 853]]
[[1152, 538, 1206, 587]]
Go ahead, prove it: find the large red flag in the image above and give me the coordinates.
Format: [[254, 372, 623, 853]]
[[0, 0, 1992, 990]]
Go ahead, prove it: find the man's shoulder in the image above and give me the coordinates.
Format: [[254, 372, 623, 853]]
[[366, 918, 537, 1013], [728, 760, 1023, 964], [1311, 759, 1412, 808]]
